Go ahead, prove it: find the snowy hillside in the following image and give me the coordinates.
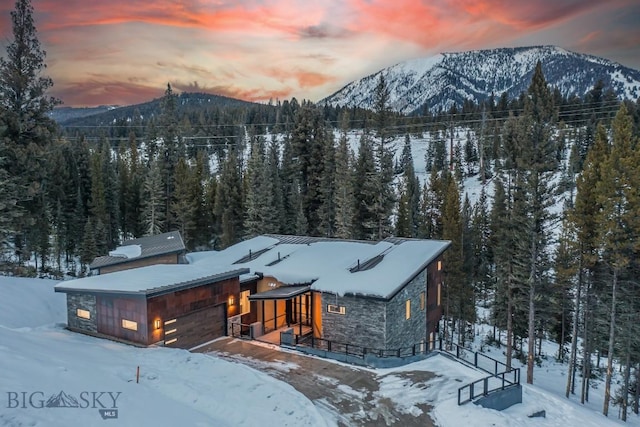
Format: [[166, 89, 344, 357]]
[[2, 275, 637, 426], [321, 46, 640, 114], [0, 277, 327, 427]]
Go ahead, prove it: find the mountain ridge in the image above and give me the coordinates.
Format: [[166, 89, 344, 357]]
[[320, 46, 640, 114]]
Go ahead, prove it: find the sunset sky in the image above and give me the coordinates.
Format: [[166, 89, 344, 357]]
[[1, 0, 639, 107]]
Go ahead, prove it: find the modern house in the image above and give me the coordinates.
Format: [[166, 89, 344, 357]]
[[89, 231, 186, 275], [55, 264, 248, 348], [188, 235, 450, 353], [57, 233, 449, 355]]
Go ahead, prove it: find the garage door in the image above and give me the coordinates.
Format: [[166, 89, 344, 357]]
[[163, 304, 226, 349]]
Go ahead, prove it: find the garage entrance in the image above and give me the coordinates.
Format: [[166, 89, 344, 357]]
[[164, 303, 227, 349]]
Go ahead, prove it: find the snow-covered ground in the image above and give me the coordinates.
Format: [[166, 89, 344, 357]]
[[0, 277, 327, 427], [1, 276, 636, 426]]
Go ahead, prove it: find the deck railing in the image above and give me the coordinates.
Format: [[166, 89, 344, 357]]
[[230, 322, 251, 338], [439, 340, 521, 405], [290, 334, 433, 360]]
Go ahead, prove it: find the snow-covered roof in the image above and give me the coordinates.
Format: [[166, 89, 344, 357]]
[[188, 235, 450, 299], [108, 244, 141, 259], [89, 231, 186, 270], [55, 264, 248, 297]]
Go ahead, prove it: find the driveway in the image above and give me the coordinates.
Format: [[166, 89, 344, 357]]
[[194, 338, 437, 426]]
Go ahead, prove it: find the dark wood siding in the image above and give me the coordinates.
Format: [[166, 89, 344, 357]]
[[96, 296, 148, 344], [426, 255, 444, 337], [147, 277, 240, 346], [99, 252, 181, 274], [163, 304, 226, 349]]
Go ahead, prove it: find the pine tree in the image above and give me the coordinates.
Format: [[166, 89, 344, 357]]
[[0, 154, 22, 249], [516, 62, 558, 385], [244, 134, 267, 237], [441, 172, 475, 344], [598, 103, 639, 417], [171, 157, 198, 248], [333, 115, 355, 239], [280, 134, 299, 235], [395, 183, 411, 237], [568, 123, 609, 401], [0, 0, 60, 265], [79, 218, 97, 270], [471, 186, 492, 303], [290, 102, 326, 235], [317, 132, 336, 237], [353, 132, 378, 240], [142, 160, 165, 236], [158, 83, 183, 232], [215, 148, 244, 248], [420, 168, 444, 239], [263, 138, 283, 234], [372, 75, 396, 239], [399, 134, 413, 174], [0, 0, 59, 146]]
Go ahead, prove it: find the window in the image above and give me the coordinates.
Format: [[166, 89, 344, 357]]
[[437, 283, 442, 306], [437, 260, 443, 271], [165, 338, 178, 345], [121, 319, 138, 331], [327, 304, 346, 315], [165, 328, 177, 335], [239, 290, 251, 315], [76, 308, 90, 320], [164, 318, 177, 326], [420, 292, 425, 310], [405, 299, 411, 320]]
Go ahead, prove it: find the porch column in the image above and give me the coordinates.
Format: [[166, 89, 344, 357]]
[[274, 300, 277, 330], [298, 295, 302, 336]]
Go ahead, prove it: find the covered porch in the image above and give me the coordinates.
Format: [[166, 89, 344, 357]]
[[248, 285, 314, 344]]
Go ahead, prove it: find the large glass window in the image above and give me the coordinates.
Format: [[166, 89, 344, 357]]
[[239, 290, 251, 315]]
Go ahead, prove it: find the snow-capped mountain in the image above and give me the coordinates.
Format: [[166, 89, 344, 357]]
[[321, 46, 640, 114]]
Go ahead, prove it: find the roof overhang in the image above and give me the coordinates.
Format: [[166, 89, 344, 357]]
[[55, 268, 249, 299], [249, 285, 310, 301]]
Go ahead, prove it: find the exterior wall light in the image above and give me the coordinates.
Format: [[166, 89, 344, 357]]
[[154, 319, 161, 329], [229, 295, 235, 306]]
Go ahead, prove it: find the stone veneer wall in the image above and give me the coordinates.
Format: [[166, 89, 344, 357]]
[[320, 293, 386, 350], [66, 293, 97, 332], [385, 268, 427, 350]]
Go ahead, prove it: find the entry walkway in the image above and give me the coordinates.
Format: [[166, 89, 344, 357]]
[[194, 337, 437, 426]]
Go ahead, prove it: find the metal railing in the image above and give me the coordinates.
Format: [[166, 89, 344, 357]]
[[440, 340, 521, 405], [292, 335, 434, 360], [230, 322, 251, 338], [458, 368, 520, 405], [262, 313, 288, 334]]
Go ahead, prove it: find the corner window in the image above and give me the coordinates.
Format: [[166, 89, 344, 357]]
[[420, 292, 425, 310], [405, 299, 411, 320], [76, 308, 90, 320], [121, 319, 138, 331], [327, 304, 346, 315]]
